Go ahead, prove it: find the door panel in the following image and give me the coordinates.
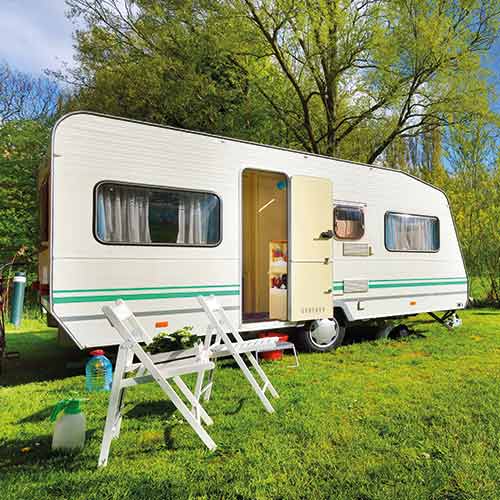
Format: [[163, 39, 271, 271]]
[[289, 176, 333, 321], [289, 262, 333, 321], [290, 176, 333, 261]]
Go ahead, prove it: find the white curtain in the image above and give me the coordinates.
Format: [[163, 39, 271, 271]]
[[97, 186, 152, 243], [386, 214, 438, 251], [176, 193, 217, 244]]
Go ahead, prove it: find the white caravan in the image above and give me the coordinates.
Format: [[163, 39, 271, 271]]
[[37, 112, 468, 352]]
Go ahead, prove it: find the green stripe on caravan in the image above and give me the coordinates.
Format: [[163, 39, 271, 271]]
[[53, 289, 240, 304], [370, 280, 467, 289], [54, 277, 466, 295], [333, 277, 467, 291], [52, 277, 467, 304], [53, 284, 240, 294]]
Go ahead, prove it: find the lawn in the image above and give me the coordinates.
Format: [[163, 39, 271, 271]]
[[1, 310, 500, 500]]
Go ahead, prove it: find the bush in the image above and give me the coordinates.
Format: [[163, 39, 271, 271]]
[[145, 326, 198, 354]]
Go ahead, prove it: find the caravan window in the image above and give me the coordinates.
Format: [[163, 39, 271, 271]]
[[334, 205, 365, 239], [95, 182, 221, 246], [385, 212, 439, 252]]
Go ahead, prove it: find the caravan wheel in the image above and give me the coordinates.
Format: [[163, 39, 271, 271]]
[[296, 318, 345, 353]]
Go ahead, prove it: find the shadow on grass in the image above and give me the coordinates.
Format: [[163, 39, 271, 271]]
[[2, 332, 85, 387], [223, 397, 248, 416], [0, 429, 97, 468], [344, 324, 430, 345], [18, 406, 53, 424], [410, 328, 428, 338], [126, 400, 176, 420], [163, 426, 175, 449]]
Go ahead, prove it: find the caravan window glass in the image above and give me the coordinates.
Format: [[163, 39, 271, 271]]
[[334, 205, 364, 239], [385, 212, 439, 252], [95, 182, 221, 246]]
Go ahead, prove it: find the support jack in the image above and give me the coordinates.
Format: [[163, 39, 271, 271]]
[[428, 310, 461, 330]]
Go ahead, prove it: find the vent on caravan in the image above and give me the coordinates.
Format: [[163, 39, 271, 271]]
[[343, 280, 369, 293], [343, 243, 370, 257]]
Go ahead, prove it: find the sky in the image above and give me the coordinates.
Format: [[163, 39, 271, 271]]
[[0, 0, 76, 75], [486, 39, 500, 113]]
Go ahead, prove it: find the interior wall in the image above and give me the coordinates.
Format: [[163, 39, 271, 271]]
[[242, 169, 287, 319]]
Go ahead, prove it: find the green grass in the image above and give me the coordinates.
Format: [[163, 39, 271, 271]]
[[2, 310, 500, 499]]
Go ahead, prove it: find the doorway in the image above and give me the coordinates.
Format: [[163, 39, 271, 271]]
[[242, 169, 288, 322]]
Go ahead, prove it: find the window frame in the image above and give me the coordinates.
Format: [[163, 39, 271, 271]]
[[333, 204, 365, 240], [93, 180, 223, 248], [384, 211, 440, 253]]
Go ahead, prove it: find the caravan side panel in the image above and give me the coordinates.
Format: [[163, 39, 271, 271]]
[[51, 114, 241, 347], [50, 113, 467, 348]]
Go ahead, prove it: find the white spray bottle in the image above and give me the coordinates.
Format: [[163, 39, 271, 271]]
[[50, 399, 86, 451]]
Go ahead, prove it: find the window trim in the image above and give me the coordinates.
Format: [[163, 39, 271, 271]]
[[93, 180, 223, 248], [334, 204, 365, 240], [384, 211, 440, 253]]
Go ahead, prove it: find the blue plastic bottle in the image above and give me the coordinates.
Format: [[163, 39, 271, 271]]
[[85, 349, 112, 391]]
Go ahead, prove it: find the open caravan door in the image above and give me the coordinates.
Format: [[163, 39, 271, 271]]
[[289, 176, 333, 321]]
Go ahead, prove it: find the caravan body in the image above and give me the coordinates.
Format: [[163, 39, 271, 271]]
[[38, 112, 467, 350]]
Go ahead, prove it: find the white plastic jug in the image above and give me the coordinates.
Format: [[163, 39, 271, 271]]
[[51, 399, 86, 451]]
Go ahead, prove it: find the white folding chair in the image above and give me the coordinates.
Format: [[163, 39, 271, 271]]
[[195, 295, 280, 413], [98, 300, 216, 467]]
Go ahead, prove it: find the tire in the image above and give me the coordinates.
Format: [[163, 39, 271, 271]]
[[295, 317, 346, 353]]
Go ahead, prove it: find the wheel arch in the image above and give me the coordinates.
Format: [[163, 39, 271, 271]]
[[333, 304, 350, 325]]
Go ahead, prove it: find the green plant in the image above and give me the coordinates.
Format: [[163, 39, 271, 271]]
[[145, 326, 198, 354]]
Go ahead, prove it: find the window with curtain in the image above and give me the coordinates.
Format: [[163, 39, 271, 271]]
[[334, 205, 365, 239], [95, 183, 221, 246], [385, 212, 439, 252]]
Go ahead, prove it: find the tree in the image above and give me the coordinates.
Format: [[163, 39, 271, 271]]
[[0, 62, 60, 123], [61, 0, 285, 143], [0, 64, 59, 280], [63, 0, 500, 165], [445, 117, 500, 301], [227, 0, 500, 163], [0, 119, 52, 279]]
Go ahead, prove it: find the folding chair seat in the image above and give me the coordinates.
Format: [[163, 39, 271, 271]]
[[153, 356, 214, 379], [209, 336, 280, 357], [98, 299, 216, 468], [195, 295, 283, 414]]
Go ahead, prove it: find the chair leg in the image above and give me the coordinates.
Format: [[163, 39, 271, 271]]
[[203, 369, 215, 402], [194, 361, 216, 405], [98, 345, 128, 467], [232, 352, 275, 413], [194, 369, 205, 405], [244, 352, 279, 399], [99, 384, 124, 467], [174, 376, 213, 426], [113, 387, 127, 438], [152, 373, 216, 451], [199, 302, 277, 412]]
